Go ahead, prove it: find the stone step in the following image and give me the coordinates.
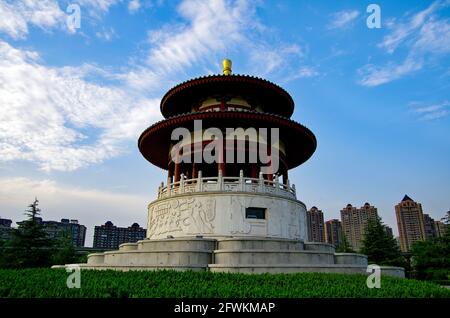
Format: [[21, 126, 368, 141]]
[[303, 242, 336, 253], [216, 238, 304, 251], [208, 264, 367, 274], [136, 238, 217, 252], [97, 250, 212, 266], [213, 249, 335, 265], [77, 264, 207, 271], [334, 253, 368, 266]]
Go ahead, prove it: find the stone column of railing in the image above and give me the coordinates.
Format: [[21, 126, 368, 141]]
[[274, 176, 279, 195], [167, 176, 171, 196], [197, 170, 203, 192], [258, 171, 264, 192], [158, 182, 164, 199], [180, 174, 185, 193], [218, 169, 223, 191], [239, 170, 244, 191]]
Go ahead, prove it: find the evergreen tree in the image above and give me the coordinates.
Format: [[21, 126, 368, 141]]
[[2, 198, 54, 268], [411, 215, 450, 282], [336, 233, 355, 253], [360, 216, 405, 267], [51, 231, 77, 265]]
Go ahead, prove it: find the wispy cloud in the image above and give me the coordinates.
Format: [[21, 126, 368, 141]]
[[0, 0, 311, 171], [327, 10, 360, 30], [145, 0, 255, 73], [0, 0, 263, 171], [77, 0, 120, 17], [358, 1, 450, 87], [378, 1, 441, 54], [0, 0, 65, 39], [0, 0, 123, 39], [285, 66, 320, 82], [358, 57, 423, 87], [0, 40, 161, 171], [410, 101, 450, 121], [95, 27, 117, 41], [128, 0, 141, 13]]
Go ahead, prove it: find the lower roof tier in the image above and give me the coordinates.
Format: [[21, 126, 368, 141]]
[[138, 111, 316, 170]]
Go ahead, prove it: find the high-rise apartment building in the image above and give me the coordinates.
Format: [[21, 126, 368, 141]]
[[93, 221, 146, 249], [434, 220, 447, 238], [0, 218, 13, 241], [340, 203, 378, 251], [325, 219, 342, 247], [395, 195, 426, 252], [306, 206, 325, 242], [383, 224, 394, 238], [17, 217, 86, 247], [423, 214, 437, 240]]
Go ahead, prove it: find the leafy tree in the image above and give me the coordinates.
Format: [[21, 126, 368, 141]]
[[1, 198, 55, 268], [360, 216, 405, 267], [336, 233, 355, 253], [411, 215, 450, 282], [51, 231, 77, 265]]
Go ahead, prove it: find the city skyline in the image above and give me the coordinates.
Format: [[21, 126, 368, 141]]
[[0, 0, 449, 245], [3, 194, 446, 247]]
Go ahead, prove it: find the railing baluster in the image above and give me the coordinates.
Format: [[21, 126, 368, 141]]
[[156, 171, 296, 200]]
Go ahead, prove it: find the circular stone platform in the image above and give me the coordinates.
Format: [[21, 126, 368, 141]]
[[53, 237, 405, 278]]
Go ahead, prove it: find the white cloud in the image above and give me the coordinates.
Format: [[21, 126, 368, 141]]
[[358, 1, 450, 87], [378, 1, 441, 54], [0, 177, 149, 247], [128, 0, 141, 13], [413, 18, 450, 54], [0, 0, 309, 172], [328, 10, 360, 30], [358, 57, 423, 87], [0, 0, 65, 39], [95, 27, 117, 41], [0, 0, 264, 172], [247, 43, 307, 76], [410, 101, 450, 121], [145, 0, 255, 73], [0, 40, 161, 171], [285, 66, 320, 82], [0, 0, 124, 39], [77, 0, 120, 13]]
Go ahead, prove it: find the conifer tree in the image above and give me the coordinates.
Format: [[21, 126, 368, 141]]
[[360, 216, 405, 267], [2, 198, 54, 268], [336, 233, 355, 253]]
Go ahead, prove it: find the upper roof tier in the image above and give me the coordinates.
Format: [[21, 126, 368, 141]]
[[160, 74, 295, 118]]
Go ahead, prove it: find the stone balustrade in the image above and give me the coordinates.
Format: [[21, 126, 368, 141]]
[[157, 170, 296, 200]]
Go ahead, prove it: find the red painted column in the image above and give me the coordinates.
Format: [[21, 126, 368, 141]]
[[174, 161, 181, 182], [283, 169, 288, 185], [192, 163, 198, 179], [168, 162, 174, 183], [267, 161, 273, 182], [218, 138, 226, 176], [251, 164, 258, 179]]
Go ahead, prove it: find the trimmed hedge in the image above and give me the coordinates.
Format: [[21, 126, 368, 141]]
[[0, 268, 449, 298]]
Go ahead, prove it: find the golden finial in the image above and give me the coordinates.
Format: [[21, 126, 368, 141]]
[[222, 58, 232, 75]]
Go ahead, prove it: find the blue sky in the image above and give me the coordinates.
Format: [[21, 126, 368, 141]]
[[0, 0, 449, 246]]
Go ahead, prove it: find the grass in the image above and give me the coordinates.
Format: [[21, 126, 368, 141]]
[[0, 268, 449, 298]]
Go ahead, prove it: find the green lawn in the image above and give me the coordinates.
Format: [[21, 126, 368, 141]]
[[0, 268, 448, 298]]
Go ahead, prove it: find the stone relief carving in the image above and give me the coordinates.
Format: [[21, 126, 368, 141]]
[[287, 205, 301, 239], [147, 197, 216, 238], [266, 199, 282, 237]]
